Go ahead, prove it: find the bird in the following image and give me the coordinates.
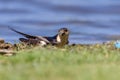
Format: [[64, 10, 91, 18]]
[[9, 27, 70, 47]]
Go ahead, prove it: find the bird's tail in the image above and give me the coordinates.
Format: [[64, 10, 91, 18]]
[[8, 26, 36, 39]]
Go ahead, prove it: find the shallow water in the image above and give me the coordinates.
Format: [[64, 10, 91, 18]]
[[0, 0, 120, 44]]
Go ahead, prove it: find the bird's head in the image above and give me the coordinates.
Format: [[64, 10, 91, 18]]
[[58, 28, 69, 37]]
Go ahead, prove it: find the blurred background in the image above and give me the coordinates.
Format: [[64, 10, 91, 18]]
[[0, 0, 120, 44]]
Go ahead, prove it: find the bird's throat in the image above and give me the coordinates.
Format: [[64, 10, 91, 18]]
[[56, 35, 61, 43], [56, 34, 68, 47]]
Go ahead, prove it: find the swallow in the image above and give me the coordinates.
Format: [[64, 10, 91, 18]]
[[9, 27, 69, 47]]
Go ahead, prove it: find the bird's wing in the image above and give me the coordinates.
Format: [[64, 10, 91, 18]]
[[9, 27, 36, 39], [36, 36, 50, 43], [9, 27, 50, 44], [43, 35, 62, 45]]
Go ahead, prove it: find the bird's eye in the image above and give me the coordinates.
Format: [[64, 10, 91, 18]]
[[64, 29, 68, 32]]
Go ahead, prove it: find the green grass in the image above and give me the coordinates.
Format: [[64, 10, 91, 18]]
[[0, 45, 120, 80]]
